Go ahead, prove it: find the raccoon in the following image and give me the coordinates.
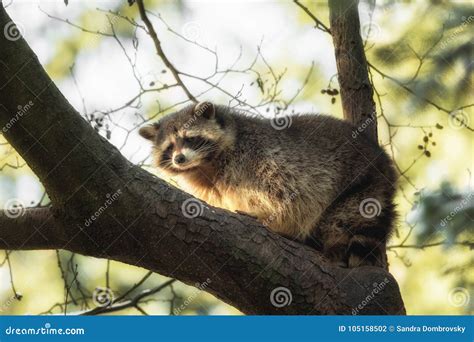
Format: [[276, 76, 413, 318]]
[[139, 101, 396, 268]]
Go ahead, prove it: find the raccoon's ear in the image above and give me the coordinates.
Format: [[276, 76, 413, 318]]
[[194, 101, 215, 120], [138, 123, 159, 141]]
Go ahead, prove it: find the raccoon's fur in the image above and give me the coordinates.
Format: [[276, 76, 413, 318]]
[[139, 102, 396, 268]]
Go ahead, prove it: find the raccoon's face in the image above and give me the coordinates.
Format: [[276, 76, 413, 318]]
[[139, 102, 233, 174]]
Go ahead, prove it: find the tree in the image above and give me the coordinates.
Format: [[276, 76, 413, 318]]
[[0, 0, 406, 315]]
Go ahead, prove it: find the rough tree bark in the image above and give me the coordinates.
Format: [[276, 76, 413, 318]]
[[329, 0, 378, 142], [0, 3, 405, 314]]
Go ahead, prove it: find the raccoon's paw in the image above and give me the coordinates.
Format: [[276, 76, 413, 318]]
[[323, 244, 349, 268], [347, 237, 388, 270]]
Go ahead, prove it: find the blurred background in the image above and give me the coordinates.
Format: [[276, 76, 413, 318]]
[[0, 0, 472, 315]]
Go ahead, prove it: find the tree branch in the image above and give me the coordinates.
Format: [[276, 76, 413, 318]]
[[0, 4, 405, 315], [294, 0, 331, 34], [367, 61, 474, 132], [388, 240, 473, 250], [328, 0, 378, 142], [82, 279, 176, 316], [298, 2, 474, 133], [0, 208, 65, 250], [136, 0, 197, 103]]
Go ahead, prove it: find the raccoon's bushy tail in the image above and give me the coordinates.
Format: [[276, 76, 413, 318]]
[[306, 158, 396, 269], [346, 235, 389, 269]]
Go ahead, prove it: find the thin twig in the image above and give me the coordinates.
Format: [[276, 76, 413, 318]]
[[82, 279, 176, 316], [294, 0, 331, 34], [388, 240, 473, 250], [136, 0, 197, 102]]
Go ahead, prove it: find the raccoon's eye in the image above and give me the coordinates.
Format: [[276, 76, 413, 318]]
[[184, 136, 209, 148], [164, 143, 174, 154]]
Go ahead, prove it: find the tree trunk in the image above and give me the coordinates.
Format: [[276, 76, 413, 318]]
[[0, 4, 404, 315], [329, 0, 378, 143]]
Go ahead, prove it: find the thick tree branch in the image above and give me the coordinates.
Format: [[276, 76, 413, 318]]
[[328, 0, 378, 142], [0, 4, 405, 315], [0, 208, 65, 250]]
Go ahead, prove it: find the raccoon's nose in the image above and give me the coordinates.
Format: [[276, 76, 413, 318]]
[[174, 154, 186, 164]]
